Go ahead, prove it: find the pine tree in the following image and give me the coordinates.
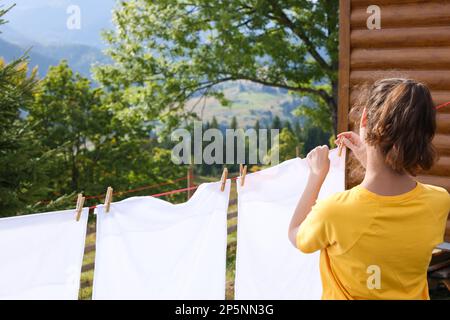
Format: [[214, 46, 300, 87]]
[[0, 5, 42, 216], [272, 115, 282, 131]]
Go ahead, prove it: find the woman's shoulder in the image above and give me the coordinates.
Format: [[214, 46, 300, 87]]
[[419, 182, 450, 211]]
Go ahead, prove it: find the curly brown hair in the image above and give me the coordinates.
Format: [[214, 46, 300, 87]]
[[360, 78, 437, 176]]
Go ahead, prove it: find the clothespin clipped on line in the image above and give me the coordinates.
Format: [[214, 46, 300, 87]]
[[104, 186, 113, 213], [338, 140, 344, 157], [75, 193, 85, 221], [239, 164, 247, 187], [220, 168, 228, 192]]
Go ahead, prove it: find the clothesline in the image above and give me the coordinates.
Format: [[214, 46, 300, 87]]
[[436, 101, 450, 110], [86, 175, 240, 210], [38, 176, 189, 204]]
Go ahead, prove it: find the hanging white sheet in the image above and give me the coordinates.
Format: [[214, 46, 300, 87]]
[[0, 208, 89, 299], [234, 148, 345, 299], [93, 181, 230, 300]]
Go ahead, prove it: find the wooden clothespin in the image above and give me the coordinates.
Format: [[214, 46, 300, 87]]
[[104, 186, 113, 213], [75, 193, 85, 222], [338, 140, 344, 157], [220, 168, 228, 192], [240, 165, 247, 187]]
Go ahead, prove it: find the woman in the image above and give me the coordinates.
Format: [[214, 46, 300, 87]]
[[288, 78, 450, 300]]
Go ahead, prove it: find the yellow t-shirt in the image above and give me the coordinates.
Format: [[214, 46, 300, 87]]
[[296, 182, 450, 300]]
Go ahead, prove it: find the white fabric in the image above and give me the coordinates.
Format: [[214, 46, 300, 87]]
[[0, 208, 89, 300], [235, 148, 345, 299], [93, 181, 230, 300]]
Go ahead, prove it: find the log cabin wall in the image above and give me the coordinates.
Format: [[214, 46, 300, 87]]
[[338, 0, 450, 241]]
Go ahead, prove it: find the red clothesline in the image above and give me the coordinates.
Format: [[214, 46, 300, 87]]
[[84, 176, 188, 200], [87, 175, 240, 210], [436, 101, 450, 110], [39, 176, 188, 204]]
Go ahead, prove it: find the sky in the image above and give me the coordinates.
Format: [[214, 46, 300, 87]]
[[1, 0, 116, 48]]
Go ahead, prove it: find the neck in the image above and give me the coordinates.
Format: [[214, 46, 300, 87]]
[[361, 147, 417, 196]]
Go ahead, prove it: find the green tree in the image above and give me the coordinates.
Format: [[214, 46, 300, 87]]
[[29, 61, 105, 194], [267, 127, 301, 162], [29, 61, 186, 207], [95, 0, 339, 133], [230, 116, 238, 130], [302, 124, 331, 154], [0, 5, 43, 216], [272, 115, 282, 130], [210, 116, 219, 129]]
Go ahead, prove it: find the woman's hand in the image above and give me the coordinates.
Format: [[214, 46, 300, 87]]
[[336, 131, 367, 168], [306, 145, 330, 181], [336, 107, 368, 168]]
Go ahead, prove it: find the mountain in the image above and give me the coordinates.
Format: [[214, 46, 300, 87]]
[[186, 81, 309, 128], [0, 37, 109, 78], [0, 38, 57, 75]]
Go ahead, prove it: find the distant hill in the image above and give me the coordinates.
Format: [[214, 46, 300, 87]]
[[0, 37, 109, 78], [186, 81, 310, 127]]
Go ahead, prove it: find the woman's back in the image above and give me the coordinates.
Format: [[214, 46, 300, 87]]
[[290, 78, 450, 300], [298, 182, 450, 299]]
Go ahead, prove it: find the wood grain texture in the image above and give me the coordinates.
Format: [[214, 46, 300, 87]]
[[351, 47, 450, 70], [351, 0, 442, 7], [421, 156, 450, 176], [351, 26, 450, 48], [433, 134, 450, 156], [350, 70, 450, 90], [351, 2, 450, 29]]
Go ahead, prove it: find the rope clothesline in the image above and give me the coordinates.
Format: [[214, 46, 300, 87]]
[[38, 176, 189, 204], [436, 101, 450, 110], [86, 175, 240, 210], [84, 176, 189, 200]]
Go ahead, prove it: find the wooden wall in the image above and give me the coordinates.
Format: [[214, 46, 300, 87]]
[[338, 0, 450, 241]]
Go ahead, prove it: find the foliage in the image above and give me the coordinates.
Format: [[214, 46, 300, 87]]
[[0, 8, 43, 215], [95, 0, 339, 133]]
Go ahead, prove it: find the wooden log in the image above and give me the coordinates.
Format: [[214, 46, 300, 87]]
[[351, 0, 444, 7], [432, 92, 450, 108], [351, 26, 450, 48], [416, 175, 450, 192], [433, 134, 450, 155], [350, 70, 450, 91], [350, 89, 450, 107], [437, 114, 450, 134], [351, 48, 450, 70], [351, 2, 450, 29], [421, 156, 450, 176]]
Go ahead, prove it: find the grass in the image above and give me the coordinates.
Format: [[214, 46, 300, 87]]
[[78, 175, 239, 300]]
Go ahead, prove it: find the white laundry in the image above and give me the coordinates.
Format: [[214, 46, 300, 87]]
[[234, 148, 345, 299], [93, 181, 230, 300], [0, 208, 89, 300]]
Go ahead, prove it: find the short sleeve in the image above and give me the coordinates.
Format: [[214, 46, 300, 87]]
[[296, 198, 334, 254]]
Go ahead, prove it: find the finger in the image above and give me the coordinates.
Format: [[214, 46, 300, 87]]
[[337, 131, 354, 138], [360, 107, 368, 129], [342, 137, 356, 150]]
